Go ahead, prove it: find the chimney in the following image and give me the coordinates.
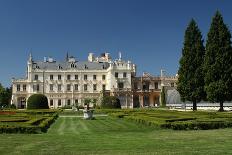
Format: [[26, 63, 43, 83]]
[[105, 53, 110, 61], [119, 52, 122, 61], [88, 53, 94, 62]]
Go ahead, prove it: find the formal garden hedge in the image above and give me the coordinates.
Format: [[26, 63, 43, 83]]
[[107, 109, 232, 130], [0, 110, 58, 133], [27, 94, 49, 109]]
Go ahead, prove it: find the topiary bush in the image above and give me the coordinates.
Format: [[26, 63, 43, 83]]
[[27, 94, 49, 109]]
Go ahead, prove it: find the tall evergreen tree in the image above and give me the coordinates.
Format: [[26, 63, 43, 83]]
[[177, 19, 205, 111], [204, 11, 232, 111]]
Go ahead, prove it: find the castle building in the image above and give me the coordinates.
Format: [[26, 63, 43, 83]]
[[11, 53, 177, 109]]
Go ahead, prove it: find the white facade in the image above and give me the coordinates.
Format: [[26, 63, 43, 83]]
[[11, 53, 136, 109]]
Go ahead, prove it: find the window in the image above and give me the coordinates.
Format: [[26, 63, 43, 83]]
[[115, 72, 118, 78], [50, 100, 53, 106], [58, 84, 62, 91], [36, 84, 39, 91], [84, 75, 87, 80], [33, 84, 39, 92], [58, 99, 61, 106], [102, 75, 106, 80], [118, 83, 124, 89], [34, 75, 38, 80], [74, 84, 78, 91], [50, 84, 53, 91], [75, 99, 78, 104], [67, 75, 71, 80], [143, 82, 149, 90], [67, 99, 71, 106], [23, 85, 26, 91], [75, 75, 78, 80], [84, 84, 88, 91], [67, 84, 71, 91], [50, 75, 53, 80], [134, 83, 138, 90], [155, 82, 158, 89], [93, 84, 97, 91], [71, 63, 75, 68], [123, 72, 127, 78], [17, 85, 20, 91], [33, 85, 36, 92], [171, 83, 175, 87], [93, 75, 97, 80], [58, 65, 62, 70], [102, 84, 106, 90], [58, 75, 62, 80]]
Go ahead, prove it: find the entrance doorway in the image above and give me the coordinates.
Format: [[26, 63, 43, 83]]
[[17, 97, 26, 109], [133, 96, 140, 108]]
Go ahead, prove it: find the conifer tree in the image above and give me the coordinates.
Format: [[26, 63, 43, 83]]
[[161, 86, 166, 107], [204, 11, 232, 111], [177, 19, 205, 111]]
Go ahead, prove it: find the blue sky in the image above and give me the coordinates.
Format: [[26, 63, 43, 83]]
[[0, 0, 231, 87]]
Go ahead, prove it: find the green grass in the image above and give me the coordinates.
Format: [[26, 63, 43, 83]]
[[0, 115, 232, 155]]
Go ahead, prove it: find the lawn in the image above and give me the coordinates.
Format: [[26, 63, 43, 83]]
[[0, 114, 232, 155]]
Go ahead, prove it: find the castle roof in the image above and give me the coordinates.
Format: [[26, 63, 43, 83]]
[[32, 61, 109, 70]]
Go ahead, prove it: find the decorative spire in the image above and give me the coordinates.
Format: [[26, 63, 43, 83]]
[[29, 52, 33, 62], [66, 52, 69, 61], [119, 51, 122, 60], [161, 69, 166, 77]]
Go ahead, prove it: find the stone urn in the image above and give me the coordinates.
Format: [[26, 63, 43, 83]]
[[83, 104, 94, 120]]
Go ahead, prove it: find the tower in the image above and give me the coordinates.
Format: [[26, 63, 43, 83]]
[[66, 52, 69, 62], [27, 53, 33, 81]]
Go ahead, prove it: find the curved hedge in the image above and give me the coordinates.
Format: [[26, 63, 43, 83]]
[[27, 94, 49, 109]]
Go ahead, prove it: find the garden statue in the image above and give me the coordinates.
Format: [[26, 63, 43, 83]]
[[83, 104, 94, 120]]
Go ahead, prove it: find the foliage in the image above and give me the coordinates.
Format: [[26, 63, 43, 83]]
[[204, 11, 232, 111], [61, 105, 72, 109], [27, 94, 49, 109], [161, 86, 166, 107], [101, 96, 121, 109], [177, 19, 205, 111], [0, 110, 58, 133], [0, 84, 12, 108], [84, 98, 92, 105], [108, 109, 232, 130]]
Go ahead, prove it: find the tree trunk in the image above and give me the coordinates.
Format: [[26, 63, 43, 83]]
[[193, 100, 197, 111], [219, 101, 224, 112]]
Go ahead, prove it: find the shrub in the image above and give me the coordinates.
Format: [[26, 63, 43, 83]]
[[101, 96, 121, 109], [61, 105, 72, 109], [9, 104, 16, 109], [27, 94, 49, 109]]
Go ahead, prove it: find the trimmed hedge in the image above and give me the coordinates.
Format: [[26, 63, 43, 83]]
[[0, 111, 59, 134], [108, 109, 232, 130], [27, 94, 49, 109]]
